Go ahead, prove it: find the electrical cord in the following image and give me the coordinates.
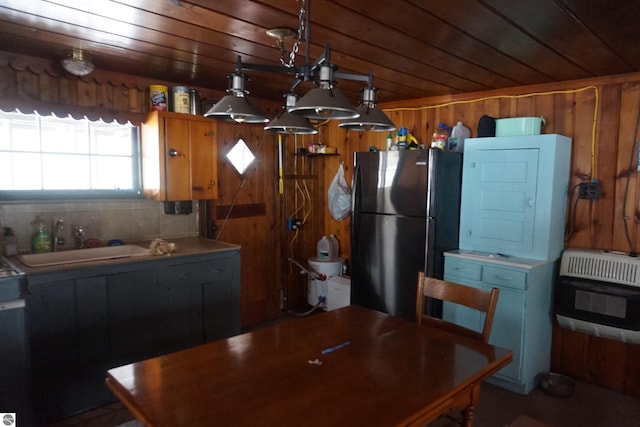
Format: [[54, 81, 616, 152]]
[[621, 99, 640, 256], [385, 86, 607, 248], [288, 300, 325, 317], [564, 183, 582, 243], [383, 86, 600, 180]]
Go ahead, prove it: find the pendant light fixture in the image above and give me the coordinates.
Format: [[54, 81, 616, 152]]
[[205, 0, 393, 131], [61, 48, 94, 76], [339, 86, 396, 132], [204, 72, 269, 124], [265, 93, 318, 134], [288, 65, 359, 120]]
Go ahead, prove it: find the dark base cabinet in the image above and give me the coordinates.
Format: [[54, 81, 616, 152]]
[[0, 290, 32, 426], [25, 248, 240, 425]]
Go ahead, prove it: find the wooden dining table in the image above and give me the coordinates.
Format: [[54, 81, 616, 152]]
[[106, 305, 512, 427]]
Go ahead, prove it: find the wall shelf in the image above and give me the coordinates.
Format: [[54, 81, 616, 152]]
[[295, 152, 339, 157]]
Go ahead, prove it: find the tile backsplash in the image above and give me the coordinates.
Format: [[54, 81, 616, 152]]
[[1, 199, 199, 253]]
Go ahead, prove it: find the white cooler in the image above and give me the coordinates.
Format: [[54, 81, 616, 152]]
[[327, 275, 351, 311]]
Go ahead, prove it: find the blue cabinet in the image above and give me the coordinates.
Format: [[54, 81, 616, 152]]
[[27, 279, 80, 422], [0, 271, 30, 427], [458, 134, 571, 260], [448, 134, 571, 394], [108, 269, 171, 366], [444, 252, 556, 394], [25, 249, 241, 424]]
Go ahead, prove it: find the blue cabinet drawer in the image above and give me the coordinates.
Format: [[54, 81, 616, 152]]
[[445, 258, 482, 281], [166, 257, 233, 286], [482, 266, 527, 290]]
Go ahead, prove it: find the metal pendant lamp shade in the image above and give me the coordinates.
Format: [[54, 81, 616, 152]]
[[288, 65, 360, 120], [204, 73, 269, 123], [339, 87, 396, 132], [265, 93, 318, 134]]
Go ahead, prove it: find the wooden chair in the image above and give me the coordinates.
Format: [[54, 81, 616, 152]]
[[415, 272, 500, 343], [416, 272, 500, 426]]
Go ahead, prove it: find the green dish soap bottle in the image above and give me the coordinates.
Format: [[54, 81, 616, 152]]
[[32, 221, 52, 253]]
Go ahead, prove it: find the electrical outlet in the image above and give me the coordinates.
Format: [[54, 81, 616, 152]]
[[287, 217, 302, 231], [579, 181, 601, 200]]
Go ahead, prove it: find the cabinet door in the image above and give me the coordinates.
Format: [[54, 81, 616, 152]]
[[27, 279, 81, 423], [142, 112, 219, 201], [0, 299, 30, 425], [460, 148, 539, 255], [444, 257, 527, 383], [164, 117, 192, 201], [164, 263, 207, 352], [459, 135, 571, 260], [489, 286, 526, 382], [108, 269, 169, 365], [190, 120, 218, 199], [75, 276, 111, 408], [442, 278, 526, 382], [201, 256, 241, 342]]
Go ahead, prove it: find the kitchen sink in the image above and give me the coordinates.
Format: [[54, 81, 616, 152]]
[[17, 245, 150, 267]]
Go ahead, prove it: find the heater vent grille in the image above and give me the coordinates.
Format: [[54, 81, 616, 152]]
[[559, 249, 640, 287]]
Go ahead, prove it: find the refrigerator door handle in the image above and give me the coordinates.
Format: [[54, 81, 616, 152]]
[[424, 217, 437, 277], [426, 149, 436, 217], [352, 160, 361, 214]]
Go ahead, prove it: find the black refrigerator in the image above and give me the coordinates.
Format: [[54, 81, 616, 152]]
[[350, 149, 463, 321]]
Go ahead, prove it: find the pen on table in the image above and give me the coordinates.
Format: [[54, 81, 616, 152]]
[[321, 341, 351, 355]]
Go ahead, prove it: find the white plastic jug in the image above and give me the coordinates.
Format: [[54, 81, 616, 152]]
[[449, 122, 470, 152], [317, 236, 332, 260], [329, 234, 340, 259]]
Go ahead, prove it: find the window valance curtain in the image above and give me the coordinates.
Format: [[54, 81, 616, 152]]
[[1, 51, 152, 126], [0, 98, 145, 126]]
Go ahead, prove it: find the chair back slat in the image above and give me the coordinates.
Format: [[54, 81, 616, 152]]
[[415, 272, 499, 343]]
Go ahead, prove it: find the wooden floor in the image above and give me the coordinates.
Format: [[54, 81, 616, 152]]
[[46, 403, 133, 427], [46, 369, 640, 427], [430, 380, 640, 427]]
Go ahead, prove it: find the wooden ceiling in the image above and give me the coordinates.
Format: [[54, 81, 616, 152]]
[[1, 0, 639, 105]]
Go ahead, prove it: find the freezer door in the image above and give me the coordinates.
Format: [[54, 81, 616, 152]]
[[353, 150, 430, 217], [351, 213, 426, 320]]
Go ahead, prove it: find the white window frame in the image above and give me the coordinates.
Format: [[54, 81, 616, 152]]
[[0, 111, 142, 200]]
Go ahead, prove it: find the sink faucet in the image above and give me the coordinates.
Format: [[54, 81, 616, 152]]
[[53, 219, 64, 252], [74, 225, 86, 249]]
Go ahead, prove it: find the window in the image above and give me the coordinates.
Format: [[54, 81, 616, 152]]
[[0, 111, 141, 199], [226, 138, 255, 175]]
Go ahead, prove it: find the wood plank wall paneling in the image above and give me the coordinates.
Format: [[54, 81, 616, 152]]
[[315, 74, 640, 397], [4, 51, 640, 396], [209, 124, 283, 326], [337, 78, 640, 257], [215, 203, 266, 219]]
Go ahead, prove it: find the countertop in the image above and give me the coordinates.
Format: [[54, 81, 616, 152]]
[[9, 236, 240, 275], [445, 249, 555, 269]]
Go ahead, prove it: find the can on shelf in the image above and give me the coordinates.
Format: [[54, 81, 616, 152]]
[[172, 86, 190, 114], [149, 85, 168, 111], [189, 89, 201, 115]]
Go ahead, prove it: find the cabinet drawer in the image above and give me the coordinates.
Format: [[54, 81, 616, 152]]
[[444, 258, 482, 281], [166, 258, 233, 286], [482, 266, 527, 290]]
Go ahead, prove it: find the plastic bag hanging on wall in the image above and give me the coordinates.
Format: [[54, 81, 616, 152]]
[[328, 163, 351, 221]]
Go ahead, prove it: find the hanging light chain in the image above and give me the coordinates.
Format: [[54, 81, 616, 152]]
[[281, 0, 305, 68]]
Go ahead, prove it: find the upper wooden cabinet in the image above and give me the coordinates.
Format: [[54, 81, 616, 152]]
[[141, 111, 218, 201]]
